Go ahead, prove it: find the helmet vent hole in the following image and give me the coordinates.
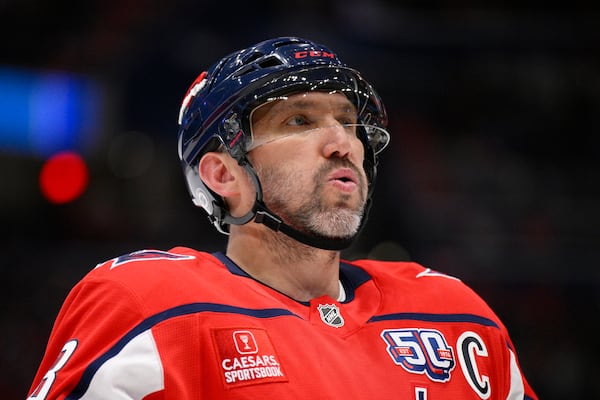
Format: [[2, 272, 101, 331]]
[[273, 38, 301, 48], [235, 55, 283, 78], [242, 52, 264, 64], [257, 56, 283, 69], [232, 64, 257, 78]]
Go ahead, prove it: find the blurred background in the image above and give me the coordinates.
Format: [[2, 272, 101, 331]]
[[1, 1, 598, 398]]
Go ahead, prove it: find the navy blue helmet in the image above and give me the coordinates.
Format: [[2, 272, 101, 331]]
[[177, 36, 390, 249]]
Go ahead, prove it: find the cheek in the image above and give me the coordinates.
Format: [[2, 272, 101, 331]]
[[352, 138, 366, 160], [258, 162, 306, 192], [252, 158, 313, 206], [251, 144, 311, 178]]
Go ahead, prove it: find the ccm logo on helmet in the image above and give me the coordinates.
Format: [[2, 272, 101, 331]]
[[294, 50, 335, 59]]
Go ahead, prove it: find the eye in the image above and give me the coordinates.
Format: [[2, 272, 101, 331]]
[[336, 109, 358, 126], [285, 115, 309, 127], [342, 123, 358, 137], [337, 116, 356, 125], [337, 113, 359, 136]]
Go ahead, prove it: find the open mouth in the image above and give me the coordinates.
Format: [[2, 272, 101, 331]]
[[329, 168, 357, 183], [328, 168, 359, 191]]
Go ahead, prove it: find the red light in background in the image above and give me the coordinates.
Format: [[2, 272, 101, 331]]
[[39, 151, 89, 204]]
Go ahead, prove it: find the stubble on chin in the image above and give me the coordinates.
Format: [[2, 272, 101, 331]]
[[257, 159, 367, 240]]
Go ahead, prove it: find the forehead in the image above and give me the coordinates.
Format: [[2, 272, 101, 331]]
[[252, 91, 355, 122]]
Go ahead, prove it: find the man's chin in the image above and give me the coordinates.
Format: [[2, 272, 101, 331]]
[[304, 211, 363, 239]]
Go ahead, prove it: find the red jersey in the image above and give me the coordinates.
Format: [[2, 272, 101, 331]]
[[27, 248, 537, 399]]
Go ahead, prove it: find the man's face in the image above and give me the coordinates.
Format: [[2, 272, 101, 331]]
[[247, 91, 368, 239]]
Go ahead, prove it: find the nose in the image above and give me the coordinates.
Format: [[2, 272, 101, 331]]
[[320, 121, 355, 159]]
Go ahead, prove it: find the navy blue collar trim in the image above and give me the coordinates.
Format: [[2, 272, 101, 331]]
[[212, 252, 372, 304]]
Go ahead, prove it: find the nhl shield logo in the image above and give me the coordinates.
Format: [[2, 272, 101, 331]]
[[318, 304, 344, 328]]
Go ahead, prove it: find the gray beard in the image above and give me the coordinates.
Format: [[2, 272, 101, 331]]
[[255, 158, 366, 240]]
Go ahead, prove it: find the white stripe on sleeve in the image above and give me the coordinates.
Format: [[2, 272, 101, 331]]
[[81, 330, 164, 399], [506, 349, 525, 400]]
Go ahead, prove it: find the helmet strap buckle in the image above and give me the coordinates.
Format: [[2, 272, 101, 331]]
[[254, 209, 282, 231]]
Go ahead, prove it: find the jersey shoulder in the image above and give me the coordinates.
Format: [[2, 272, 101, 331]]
[[90, 247, 216, 277], [350, 258, 498, 319], [349, 258, 461, 286], [74, 247, 229, 310]]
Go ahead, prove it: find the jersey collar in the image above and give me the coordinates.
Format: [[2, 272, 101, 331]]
[[212, 251, 372, 304]]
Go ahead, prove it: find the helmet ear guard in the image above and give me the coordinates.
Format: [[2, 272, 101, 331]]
[[183, 157, 226, 233], [177, 37, 390, 249], [184, 157, 258, 235]]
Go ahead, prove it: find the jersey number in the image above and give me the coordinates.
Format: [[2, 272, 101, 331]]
[[28, 339, 78, 399]]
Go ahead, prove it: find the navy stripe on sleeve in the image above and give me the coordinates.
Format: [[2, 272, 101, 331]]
[[67, 303, 299, 399], [368, 312, 500, 329]]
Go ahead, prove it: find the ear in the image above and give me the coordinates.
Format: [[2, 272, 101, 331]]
[[198, 152, 240, 197]]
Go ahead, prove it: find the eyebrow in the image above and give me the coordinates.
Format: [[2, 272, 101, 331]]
[[252, 94, 357, 127], [268, 97, 357, 116]]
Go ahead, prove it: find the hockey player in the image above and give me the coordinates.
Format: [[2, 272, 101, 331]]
[[27, 37, 538, 399]]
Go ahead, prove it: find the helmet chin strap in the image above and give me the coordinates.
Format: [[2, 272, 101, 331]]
[[253, 201, 360, 251], [220, 159, 367, 251]]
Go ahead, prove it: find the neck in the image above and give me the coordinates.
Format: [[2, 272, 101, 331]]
[[226, 224, 342, 302]]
